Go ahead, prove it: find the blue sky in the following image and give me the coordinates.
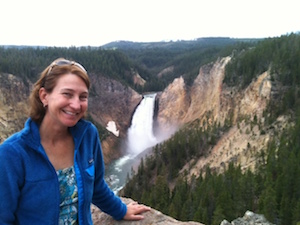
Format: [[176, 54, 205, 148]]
[[1, 0, 299, 47]]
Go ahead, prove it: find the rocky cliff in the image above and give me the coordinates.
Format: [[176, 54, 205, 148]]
[[156, 56, 289, 176], [87, 74, 142, 163]]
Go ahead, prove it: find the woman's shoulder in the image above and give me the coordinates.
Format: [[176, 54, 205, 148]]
[[0, 118, 40, 155], [0, 130, 23, 150], [0, 131, 26, 162]]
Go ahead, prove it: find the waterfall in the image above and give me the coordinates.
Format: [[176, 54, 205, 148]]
[[105, 93, 158, 193], [126, 93, 158, 155]]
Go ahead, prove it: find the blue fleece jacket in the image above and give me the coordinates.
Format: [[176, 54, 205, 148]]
[[0, 118, 127, 225]]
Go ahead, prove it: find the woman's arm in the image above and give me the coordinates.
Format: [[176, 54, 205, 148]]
[[0, 142, 23, 224]]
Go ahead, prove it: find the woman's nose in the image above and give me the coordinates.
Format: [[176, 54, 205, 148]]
[[70, 97, 81, 110]]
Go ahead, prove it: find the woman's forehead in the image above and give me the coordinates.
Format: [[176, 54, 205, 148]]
[[55, 73, 88, 92]]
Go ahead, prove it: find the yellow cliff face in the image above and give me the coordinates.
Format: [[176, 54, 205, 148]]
[[156, 57, 291, 177], [156, 57, 232, 132], [156, 76, 189, 136], [184, 56, 231, 125]]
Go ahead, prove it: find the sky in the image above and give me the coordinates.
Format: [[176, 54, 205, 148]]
[[1, 0, 299, 47]]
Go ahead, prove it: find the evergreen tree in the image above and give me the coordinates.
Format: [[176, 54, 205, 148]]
[[212, 205, 226, 225], [260, 184, 277, 223], [151, 176, 170, 213]]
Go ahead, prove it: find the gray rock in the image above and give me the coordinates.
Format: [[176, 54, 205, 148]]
[[92, 198, 204, 225], [225, 210, 275, 225]]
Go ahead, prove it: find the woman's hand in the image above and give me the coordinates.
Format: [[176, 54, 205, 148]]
[[123, 201, 151, 220]]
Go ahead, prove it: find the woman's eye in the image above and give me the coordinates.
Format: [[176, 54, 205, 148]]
[[63, 93, 72, 97], [80, 95, 88, 101]]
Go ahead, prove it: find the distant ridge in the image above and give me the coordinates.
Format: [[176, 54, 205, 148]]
[[101, 37, 261, 50]]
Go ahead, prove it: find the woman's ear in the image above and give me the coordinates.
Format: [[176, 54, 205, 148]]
[[39, 87, 48, 107]]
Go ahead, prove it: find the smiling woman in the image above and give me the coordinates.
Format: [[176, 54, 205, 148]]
[[0, 58, 150, 224]]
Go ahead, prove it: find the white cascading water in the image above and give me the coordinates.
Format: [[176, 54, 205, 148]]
[[105, 93, 159, 193], [126, 93, 157, 155]]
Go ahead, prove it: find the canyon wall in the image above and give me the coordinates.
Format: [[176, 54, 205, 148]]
[[156, 57, 289, 176]]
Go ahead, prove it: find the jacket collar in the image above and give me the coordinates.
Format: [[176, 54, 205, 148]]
[[22, 118, 90, 152]]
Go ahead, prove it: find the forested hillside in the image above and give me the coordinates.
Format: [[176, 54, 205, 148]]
[[122, 33, 300, 225], [0, 46, 139, 88], [103, 37, 258, 88]]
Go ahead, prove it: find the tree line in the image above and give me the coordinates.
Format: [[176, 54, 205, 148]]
[[0, 46, 148, 91]]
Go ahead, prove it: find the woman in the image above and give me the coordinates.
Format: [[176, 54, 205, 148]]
[[0, 58, 150, 224]]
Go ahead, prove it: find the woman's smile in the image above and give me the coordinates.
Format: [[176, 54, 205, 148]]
[[63, 109, 79, 116]]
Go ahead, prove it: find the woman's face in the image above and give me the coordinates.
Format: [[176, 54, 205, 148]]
[[41, 73, 89, 128]]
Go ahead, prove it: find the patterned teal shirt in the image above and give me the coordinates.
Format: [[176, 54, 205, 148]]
[[56, 166, 78, 225]]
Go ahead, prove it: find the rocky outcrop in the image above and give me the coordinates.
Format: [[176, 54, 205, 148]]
[[133, 72, 146, 86], [221, 211, 274, 225], [92, 198, 203, 225]]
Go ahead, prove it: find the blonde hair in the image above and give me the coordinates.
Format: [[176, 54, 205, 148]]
[[29, 58, 90, 124]]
